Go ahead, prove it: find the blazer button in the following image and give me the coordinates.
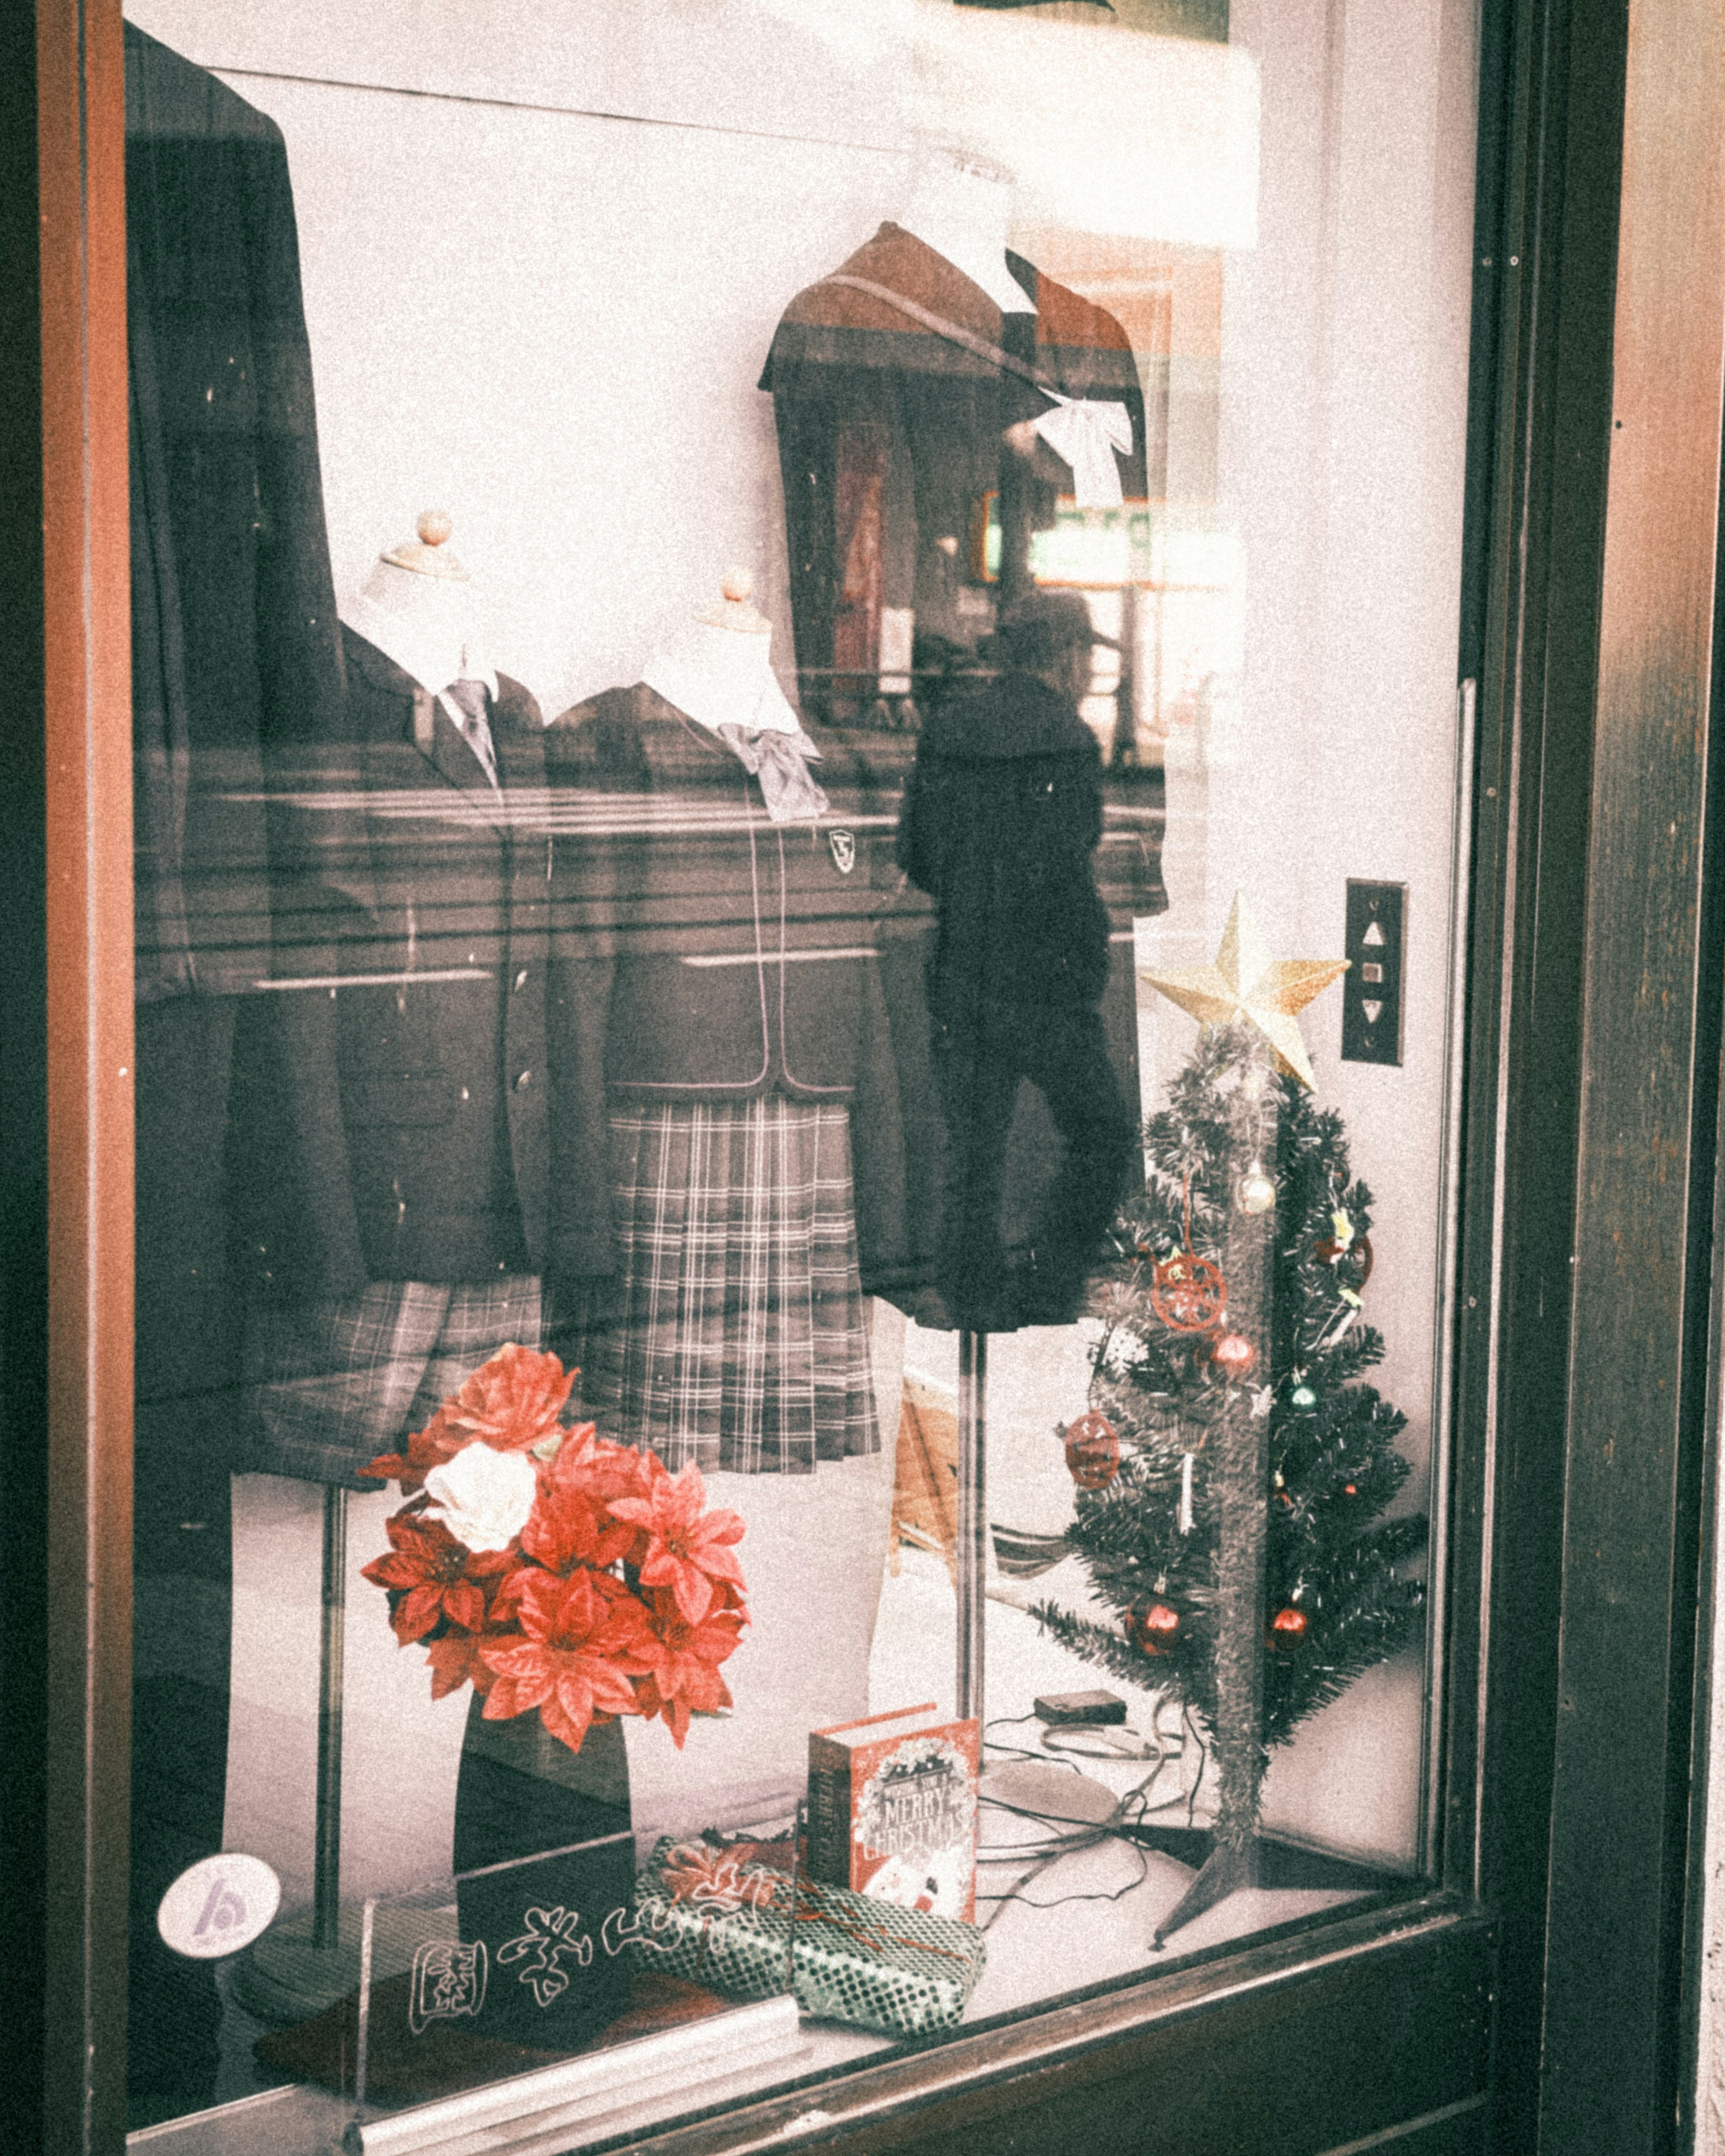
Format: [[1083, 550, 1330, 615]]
[[514, 968, 529, 990], [514, 1069, 532, 1090]]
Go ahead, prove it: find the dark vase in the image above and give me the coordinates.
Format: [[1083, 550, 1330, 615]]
[[451, 1697, 635, 2050]]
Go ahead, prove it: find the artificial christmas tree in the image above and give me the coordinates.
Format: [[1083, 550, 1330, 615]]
[[1036, 902, 1427, 1937]]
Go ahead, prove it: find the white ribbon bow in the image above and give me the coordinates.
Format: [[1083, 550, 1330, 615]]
[[1032, 395, 1134, 510]]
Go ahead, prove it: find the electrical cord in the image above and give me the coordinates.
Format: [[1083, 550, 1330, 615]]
[[973, 1712, 1188, 1924]]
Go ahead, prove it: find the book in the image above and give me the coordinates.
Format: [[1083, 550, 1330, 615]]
[[806, 1703, 981, 1923]]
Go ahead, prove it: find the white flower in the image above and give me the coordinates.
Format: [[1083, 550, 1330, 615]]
[[1251, 1385, 1275, 1419], [422, 1441, 537, 1552]]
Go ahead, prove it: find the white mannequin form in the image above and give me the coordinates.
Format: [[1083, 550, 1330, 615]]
[[225, 513, 509, 1931], [895, 140, 1035, 314], [640, 571, 802, 734], [341, 510, 494, 695]]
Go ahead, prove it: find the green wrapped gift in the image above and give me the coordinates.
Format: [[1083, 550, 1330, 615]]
[[624, 1837, 986, 2037]]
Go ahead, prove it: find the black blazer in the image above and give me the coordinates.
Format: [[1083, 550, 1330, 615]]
[[760, 222, 1150, 729], [546, 685, 903, 1099], [544, 685, 907, 1282], [229, 627, 572, 1298]]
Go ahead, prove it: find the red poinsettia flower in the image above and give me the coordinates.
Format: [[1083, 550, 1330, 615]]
[[438, 1343, 577, 1454], [480, 1569, 653, 1754], [632, 1586, 745, 1746], [360, 1512, 514, 1645], [363, 1405, 468, 1495], [522, 1424, 648, 1574], [609, 1460, 747, 1626], [425, 1628, 498, 1700]]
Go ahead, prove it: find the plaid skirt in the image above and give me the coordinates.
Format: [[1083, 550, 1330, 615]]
[[243, 1276, 541, 1487], [582, 1098, 880, 1476]]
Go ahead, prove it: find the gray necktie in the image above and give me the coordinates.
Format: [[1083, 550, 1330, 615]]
[[444, 677, 500, 789]]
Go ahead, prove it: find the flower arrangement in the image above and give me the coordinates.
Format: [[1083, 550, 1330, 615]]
[[361, 1343, 748, 1756]]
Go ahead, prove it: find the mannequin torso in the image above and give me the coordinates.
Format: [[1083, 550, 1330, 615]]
[[340, 517, 494, 699], [894, 141, 1035, 314], [640, 574, 801, 735]]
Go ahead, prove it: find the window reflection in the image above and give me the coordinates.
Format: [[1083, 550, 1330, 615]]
[[121, 0, 1469, 2140]]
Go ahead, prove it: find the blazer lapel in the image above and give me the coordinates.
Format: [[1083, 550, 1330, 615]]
[[343, 629, 513, 831], [420, 694, 511, 828]]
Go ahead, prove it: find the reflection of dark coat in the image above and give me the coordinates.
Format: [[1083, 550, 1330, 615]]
[[127, 25, 349, 1401], [229, 628, 561, 1298], [760, 222, 1149, 722], [544, 685, 906, 1283], [898, 671, 1115, 1016], [864, 711, 1165, 1321], [125, 29, 348, 2108], [127, 23, 345, 1003]]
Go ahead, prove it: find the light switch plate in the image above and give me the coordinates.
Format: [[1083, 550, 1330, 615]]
[[1341, 881, 1405, 1065]]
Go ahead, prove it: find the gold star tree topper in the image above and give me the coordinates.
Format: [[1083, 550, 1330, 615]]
[[1139, 893, 1349, 1090]]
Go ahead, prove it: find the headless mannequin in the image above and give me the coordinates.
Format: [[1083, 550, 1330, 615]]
[[552, 575, 904, 1839], [640, 571, 801, 735], [226, 512, 542, 1922], [343, 510, 494, 702], [895, 141, 1035, 315]]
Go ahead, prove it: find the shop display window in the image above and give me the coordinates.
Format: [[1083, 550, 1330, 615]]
[[120, 2, 1480, 2147]]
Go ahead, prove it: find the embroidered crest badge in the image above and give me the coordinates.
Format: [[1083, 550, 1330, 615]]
[[828, 828, 856, 875]]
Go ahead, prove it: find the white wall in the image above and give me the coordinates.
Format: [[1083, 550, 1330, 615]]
[[129, 0, 922, 718], [1208, 0, 1477, 1864]]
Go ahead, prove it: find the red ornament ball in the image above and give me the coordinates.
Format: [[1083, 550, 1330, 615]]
[[1150, 1251, 1227, 1332], [1063, 1411, 1120, 1490], [1210, 1330, 1257, 1378], [1132, 1600, 1182, 1655], [1267, 1605, 1310, 1651], [1315, 1231, 1374, 1293]]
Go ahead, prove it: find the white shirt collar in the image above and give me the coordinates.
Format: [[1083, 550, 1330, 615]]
[[342, 588, 499, 702]]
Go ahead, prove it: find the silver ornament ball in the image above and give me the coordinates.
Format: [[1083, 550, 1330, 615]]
[[1238, 1162, 1276, 1215]]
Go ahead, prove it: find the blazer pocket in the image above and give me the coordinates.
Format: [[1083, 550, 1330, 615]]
[[341, 1074, 456, 1128]]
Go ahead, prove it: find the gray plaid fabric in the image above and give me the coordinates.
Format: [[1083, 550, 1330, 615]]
[[582, 1099, 880, 1475], [243, 1276, 542, 1486]]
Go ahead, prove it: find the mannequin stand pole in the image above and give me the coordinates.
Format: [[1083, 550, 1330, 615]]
[[312, 1481, 348, 1948], [956, 1330, 989, 1723], [232, 1481, 372, 2021]]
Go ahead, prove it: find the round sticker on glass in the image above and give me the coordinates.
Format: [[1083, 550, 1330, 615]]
[[157, 1854, 281, 1960]]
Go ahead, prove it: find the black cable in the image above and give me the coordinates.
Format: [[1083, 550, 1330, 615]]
[[1181, 1701, 1207, 1827], [976, 1838, 1152, 1915]]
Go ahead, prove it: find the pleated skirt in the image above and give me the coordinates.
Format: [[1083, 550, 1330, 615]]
[[584, 1097, 880, 1476], [243, 1276, 542, 1486]]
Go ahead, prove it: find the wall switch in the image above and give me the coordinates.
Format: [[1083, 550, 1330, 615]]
[[1341, 881, 1405, 1065]]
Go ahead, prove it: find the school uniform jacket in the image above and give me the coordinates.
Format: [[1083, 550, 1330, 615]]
[[760, 222, 1150, 725], [543, 684, 907, 1283], [228, 627, 570, 1299]]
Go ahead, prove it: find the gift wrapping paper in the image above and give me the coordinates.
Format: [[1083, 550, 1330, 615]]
[[625, 1837, 986, 2036]]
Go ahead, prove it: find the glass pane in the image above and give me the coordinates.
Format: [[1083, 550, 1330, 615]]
[[122, 0, 1477, 2145]]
